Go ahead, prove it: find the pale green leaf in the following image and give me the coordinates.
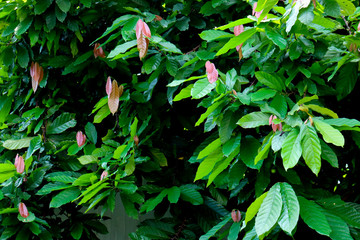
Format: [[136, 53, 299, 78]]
[[281, 128, 302, 170], [195, 148, 223, 181], [199, 30, 233, 42], [108, 40, 137, 58], [314, 119, 345, 147], [255, 183, 282, 236], [216, 28, 257, 56], [301, 125, 321, 176], [3, 137, 35, 150], [237, 112, 269, 129], [307, 104, 338, 118], [245, 192, 268, 224], [78, 155, 98, 165], [191, 78, 216, 99], [278, 182, 299, 234]]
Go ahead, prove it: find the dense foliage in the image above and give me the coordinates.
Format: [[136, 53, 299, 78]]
[[1, 0, 360, 239]]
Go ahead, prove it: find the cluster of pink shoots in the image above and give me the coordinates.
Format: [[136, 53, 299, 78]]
[[269, 115, 283, 132]]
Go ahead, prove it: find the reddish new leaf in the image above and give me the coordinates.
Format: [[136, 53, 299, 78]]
[[18, 202, 29, 218], [137, 32, 149, 60], [205, 61, 218, 84], [30, 62, 44, 93], [14, 154, 24, 174], [76, 131, 86, 147], [106, 76, 112, 97], [94, 43, 106, 58], [100, 171, 108, 181], [231, 209, 242, 222], [136, 19, 151, 39], [108, 80, 120, 114]]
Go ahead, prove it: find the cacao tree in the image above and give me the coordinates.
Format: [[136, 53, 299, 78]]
[[1, 0, 360, 239]]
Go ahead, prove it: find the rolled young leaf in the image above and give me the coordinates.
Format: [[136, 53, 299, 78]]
[[18, 202, 29, 218], [108, 80, 120, 114]]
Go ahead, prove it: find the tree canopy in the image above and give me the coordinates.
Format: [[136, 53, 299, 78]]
[[1, 0, 360, 239]]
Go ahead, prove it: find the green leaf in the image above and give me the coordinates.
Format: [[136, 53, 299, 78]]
[[278, 182, 299, 235], [324, 211, 352, 240], [307, 104, 338, 118], [46, 172, 77, 183], [17, 45, 30, 68], [199, 215, 231, 240], [281, 127, 302, 170], [320, 140, 338, 168], [50, 188, 81, 208], [0, 163, 16, 183], [149, 148, 167, 167], [180, 185, 203, 205], [255, 71, 285, 92], [314, 119, 345, 147], [85, 122, 97, 144], [336, 0, 356, 16], [26, 136, 42, 159], [167, 75, 206, 87], [3, 137, 35, 150], [47, 112, 77, 134], [108, 40, 137, 58], [166, 58, 179, 77], [56, 0, 71, 13], [245, 192, 268, 224], [254, 132, 274, 165], [237, 112, 269, 129], [35, 0, 53, 15], [196, 50, 216, 60], [216, 28, 257, 56], [228, 222, 241, 240], [286, 2, 300, 32], [219, 110, 237, 143], [93, 104, 111, 123], [71, 223, 83, 240], [144, 54, 162, 74], [215, 18, 255, 30], [265, 27, 287, 50], [173, 84, 193, 102], [15, 17, 33, 36], [298, 196, 331, 236], [301, 125, 321, 176], [250, 88, 277, 102], [198, 138, 222, 159], [37, 182, 71, 195], [222, 134, 241, 157], [199, 30, 233, 42], [207, 147, 239, 187], [195, 100, 224, 127], [166, 186, 181, 204], [297, 95, 318, 105], [255, 183, 282, 236], [195, 148, 223, 181], [158, 41, 182, 54], [72, 173, 97, 186], [78, 155, 98, 165], [191, 78, 216, 99], [323, 118, 360, 128], [77, 182, 109, 205]]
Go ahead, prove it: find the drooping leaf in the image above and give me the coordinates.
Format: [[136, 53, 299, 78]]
[[245, 192, 268, 224], [108, 80, 120, 115], [301, 125, 321, 176], [314, 119, 345, 147], [281, 127, 302, 170], [278, 182, 299, 235], [298, 196, 331, 236], [255, 71, 285, 92], [255, 183, 282, 236], [3, 137, 35, 150]]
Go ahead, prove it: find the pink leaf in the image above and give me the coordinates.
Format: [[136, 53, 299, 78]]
[[14, 154, 24, 174], [106, 76, 112, 97], [205, 61, 218, 84], [18, 203, 29, 218], [100, 171, 108, 181], [76, 131, 86, 147]]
